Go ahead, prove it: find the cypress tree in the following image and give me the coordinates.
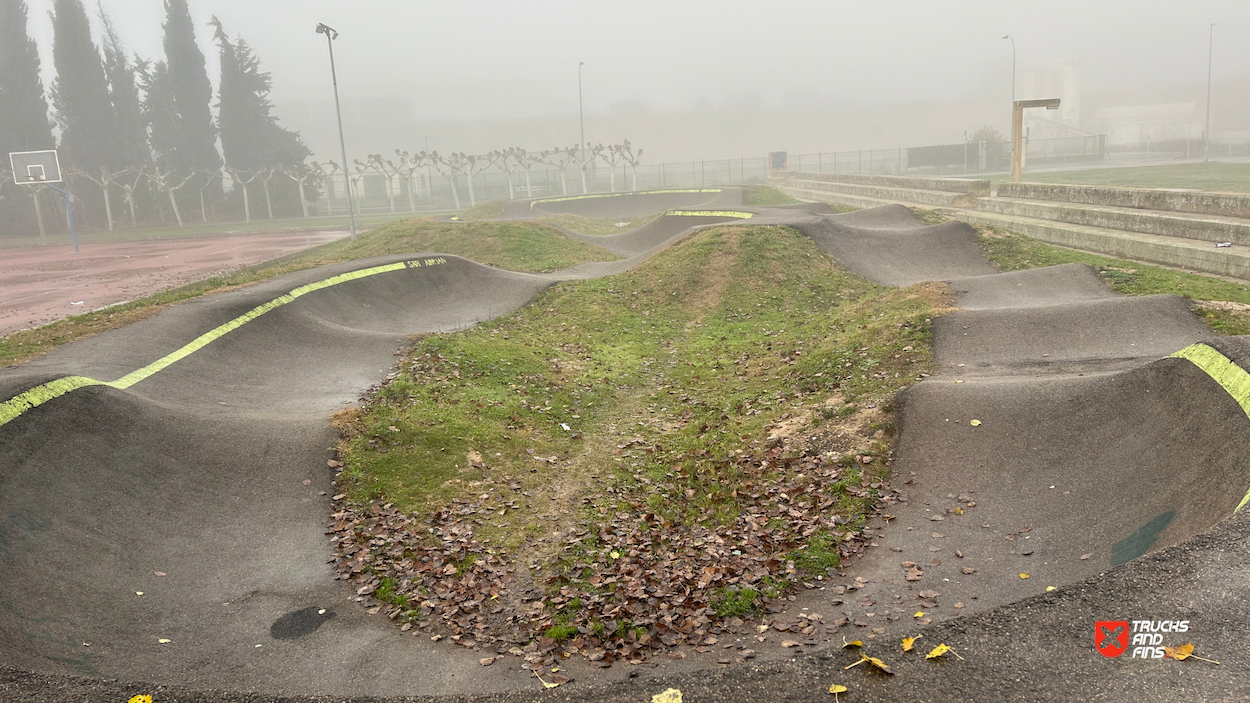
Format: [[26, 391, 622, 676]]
[[98, 4, 147, 168], [212, 18, 309, 171], [156, 0, 220, 179], [0, 0, 54, 156], [212, 17, 309, 218], [50, 0, 116, 172]]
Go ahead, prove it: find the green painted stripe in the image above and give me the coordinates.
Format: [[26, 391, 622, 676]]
[[0, 259, 433, 430], [0, 376, 109, 427], [1169, 343, 1250, 510], [530, 189, 722, 210], [666, 210, 754, 219]]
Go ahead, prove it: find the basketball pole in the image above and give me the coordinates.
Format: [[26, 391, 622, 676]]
[[47, 183, 78, 252]]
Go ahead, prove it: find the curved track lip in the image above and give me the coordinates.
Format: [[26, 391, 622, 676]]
[[4, 194, 1250, 701]]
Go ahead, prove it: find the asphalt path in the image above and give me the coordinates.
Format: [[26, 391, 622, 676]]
[[2, 193, 1249, 701]]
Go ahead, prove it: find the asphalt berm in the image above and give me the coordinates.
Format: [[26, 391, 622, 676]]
[[2, 189, 1248, 702]]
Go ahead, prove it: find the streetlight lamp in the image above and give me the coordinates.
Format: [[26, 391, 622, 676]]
[[316, 22, 356, 241], [1205, 22, 1218, 163], [578, 61, 586, 193], [1002, 35, 1016, 103]]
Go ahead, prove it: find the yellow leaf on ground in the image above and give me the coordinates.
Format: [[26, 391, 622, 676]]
[[1046, 585, 1057, 592], [1019, 573, 1030, 579], [842, 638, 862, 648], [902, 635, 921, 652], [845, 652, 893, 674], [970, 419, 982, 426], [652, 688, 683, 703], [926, 643, 965, 660], [954, 506, 965, 514], [913, 611, 925, 618], [157, 638, 171, 644], [829, 684, 848, 693], [1164, 642, 1220, 664], [127, 696, 153, 703]]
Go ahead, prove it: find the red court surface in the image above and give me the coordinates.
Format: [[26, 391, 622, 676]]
[[0, 230, 349, 335]]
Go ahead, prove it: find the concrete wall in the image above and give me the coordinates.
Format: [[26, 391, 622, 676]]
[[998, 182, 1250, 219], [979, 198, 1250, 246]]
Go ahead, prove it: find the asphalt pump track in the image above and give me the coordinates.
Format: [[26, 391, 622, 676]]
[[2, 189, 1249, 701]]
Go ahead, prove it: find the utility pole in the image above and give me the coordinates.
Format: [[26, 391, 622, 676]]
[[317, 23, 356, 240], [578, 61, 586, 192], [1002, 35, 1016, 103], [1205, 23, 1218, 163]]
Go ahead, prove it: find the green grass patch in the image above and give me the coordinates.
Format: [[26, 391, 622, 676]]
[[742, 185, 800, 206], [540, 212, 663, 236], [1012, 162, 1250, 192], [977, 224, 1250, 334], [0, 218, 616, 368], [458, 200, 505, 220], [336, 221, 940, 560]]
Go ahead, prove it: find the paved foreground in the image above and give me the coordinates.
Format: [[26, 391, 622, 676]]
[[1, 189, 1248, 701]]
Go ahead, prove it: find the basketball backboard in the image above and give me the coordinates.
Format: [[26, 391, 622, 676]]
[[9, 150, 63, 185]]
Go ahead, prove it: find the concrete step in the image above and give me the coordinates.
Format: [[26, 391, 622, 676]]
[[774, 185, 907, 211], [945, 208, 1250, 281], [787, 171, 990, 194], [979, 197, 1250, 246], [780, 178, 970, 207], [997, 182, 1250, 219]]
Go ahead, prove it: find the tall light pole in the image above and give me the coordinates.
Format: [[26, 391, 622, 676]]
[[1205, 23, 1218, 163], [1002, 35, 1016, 102], [578, 61, 586, 192], [316, 23, 356, 241]]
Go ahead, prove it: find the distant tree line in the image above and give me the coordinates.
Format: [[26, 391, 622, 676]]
[[0, 0, 310, 235]]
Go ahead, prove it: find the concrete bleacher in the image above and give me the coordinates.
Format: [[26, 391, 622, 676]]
[[772, 171, 1250, 281], [772, 172, 988, 209]]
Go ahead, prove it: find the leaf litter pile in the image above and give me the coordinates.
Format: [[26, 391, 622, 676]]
[[326, 225, 946, 668]]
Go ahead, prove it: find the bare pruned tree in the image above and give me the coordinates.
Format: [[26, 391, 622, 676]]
[[596, 144, 627, 193], [395, 150, 423, 212], [281, 162, 322, 219], [321, 160, 346, 215], [196, 171, 219, 223], [543, 146, 580, 196], [70, 166, 123, 231], [458, 152, 499, 208], [119, 167, 147, 227], [492, 148, 525, 200], [228, 168, 262, 223], [518, 149, 546, 199], [619, 139, 644, 192], [425, 152, 462, 210], [148, 167, 201, 228]]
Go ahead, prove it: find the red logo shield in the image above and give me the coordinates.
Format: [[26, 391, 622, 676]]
[[1095, 620, 1129, 658]]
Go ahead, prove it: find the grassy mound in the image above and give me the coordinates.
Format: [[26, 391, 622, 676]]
[[329, 224, 946, 664], [978, 224, 1250, 335], [0, 219, 616, 368], [458, 200, 506, 220], [742, 186, 799, 207], [540, 212, 663, 236]]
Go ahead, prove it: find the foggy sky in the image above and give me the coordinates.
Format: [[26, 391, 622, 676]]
[[23, 0, 1250, 161]]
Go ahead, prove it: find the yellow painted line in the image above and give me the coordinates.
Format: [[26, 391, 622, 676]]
[[530, 189, 723, 210], [1169, 343, 1250, 510], [0, 258, 444, 430], [666, 210, 754, 219]]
